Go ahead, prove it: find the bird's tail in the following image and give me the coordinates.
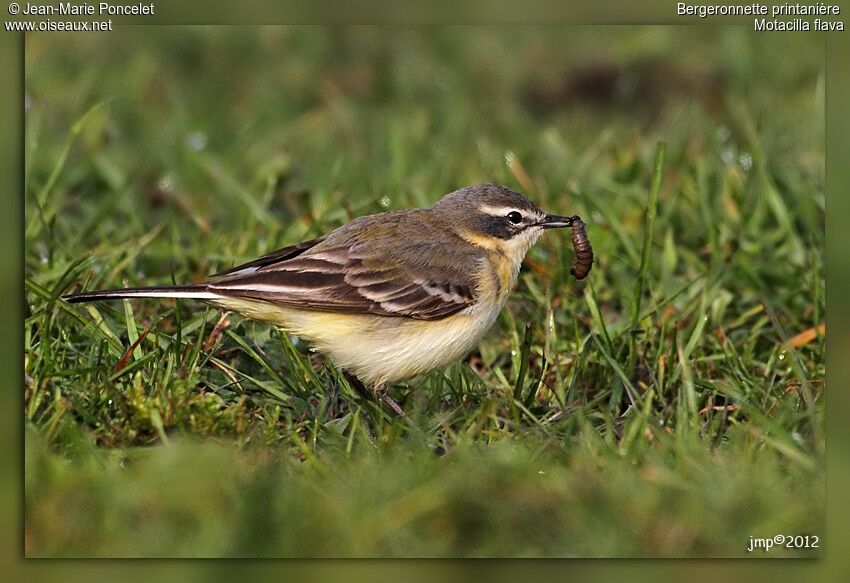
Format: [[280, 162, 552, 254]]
[[63, 284, 221, 304]]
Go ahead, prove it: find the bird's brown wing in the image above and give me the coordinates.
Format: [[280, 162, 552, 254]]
[[207, 234, 479, 320], [209, 237, 326, 279]]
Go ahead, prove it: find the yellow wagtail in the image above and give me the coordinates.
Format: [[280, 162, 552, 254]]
[[64, 184, 589, 414]]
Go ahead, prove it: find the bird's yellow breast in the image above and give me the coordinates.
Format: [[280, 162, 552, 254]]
[[459, 229, 541, 302]]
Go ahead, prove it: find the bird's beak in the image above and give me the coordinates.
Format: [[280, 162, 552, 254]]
[[539, 214, 576, 229]]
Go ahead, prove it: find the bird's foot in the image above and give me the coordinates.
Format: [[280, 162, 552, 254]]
[[343, 371, 419, 430]]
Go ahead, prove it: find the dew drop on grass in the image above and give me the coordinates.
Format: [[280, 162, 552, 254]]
[[720, 147, 736, 165], [157, 175, 174, 193], [186, 131, 208, 151], [738, 152, 753, 172]]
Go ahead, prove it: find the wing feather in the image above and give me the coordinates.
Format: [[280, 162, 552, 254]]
[[209, 246, 477, 320], [210, 237, 326, 279], [207, 212, 482, 320]]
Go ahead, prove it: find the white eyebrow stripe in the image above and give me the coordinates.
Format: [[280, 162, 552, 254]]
[[478, 204, 532, 217]]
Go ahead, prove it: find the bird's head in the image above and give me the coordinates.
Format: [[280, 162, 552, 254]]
[[431, 183, 575, 262]]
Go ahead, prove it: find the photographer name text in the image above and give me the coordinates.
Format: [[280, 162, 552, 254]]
[[18, 2, 154, 16]]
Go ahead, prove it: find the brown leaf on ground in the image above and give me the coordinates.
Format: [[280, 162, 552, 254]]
[[114, 325, 153, 373], [699, 404, 737, 415], [203, 312, 232, 352], [784, 324, 825, 349]]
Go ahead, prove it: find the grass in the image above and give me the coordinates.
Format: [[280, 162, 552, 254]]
[[23, 26, 825, 557]]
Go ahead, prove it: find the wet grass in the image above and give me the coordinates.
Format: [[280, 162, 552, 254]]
[[24, 26, 824, 557]]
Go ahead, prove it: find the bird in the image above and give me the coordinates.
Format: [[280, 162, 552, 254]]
[[64, 183, 583, 414]]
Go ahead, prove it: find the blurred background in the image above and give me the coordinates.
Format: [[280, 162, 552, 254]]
[[24, 26, 824, 557], [24, 26, 823, 246]]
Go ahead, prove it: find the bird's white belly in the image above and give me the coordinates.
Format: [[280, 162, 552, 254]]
[[212, 297, 503, 387], [323, 305, 502, 386]]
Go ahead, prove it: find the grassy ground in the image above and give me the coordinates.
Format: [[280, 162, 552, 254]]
[[24, 26, 824, 557]]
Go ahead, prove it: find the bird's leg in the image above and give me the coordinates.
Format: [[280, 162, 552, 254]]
[[378, 389, 406, 417], [343, 370, 372, 400], [325, 374, 340, 419], [375, 384, 421, 430], [342, 371, 417, 428]]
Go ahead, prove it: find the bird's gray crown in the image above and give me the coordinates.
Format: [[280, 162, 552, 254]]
[[432, 183, 543, 216]]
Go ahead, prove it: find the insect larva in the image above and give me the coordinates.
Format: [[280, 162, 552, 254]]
[[569, 217, 593, 280]]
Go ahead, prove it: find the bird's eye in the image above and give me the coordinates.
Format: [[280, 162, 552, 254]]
[[506, 211, 523, 225]]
